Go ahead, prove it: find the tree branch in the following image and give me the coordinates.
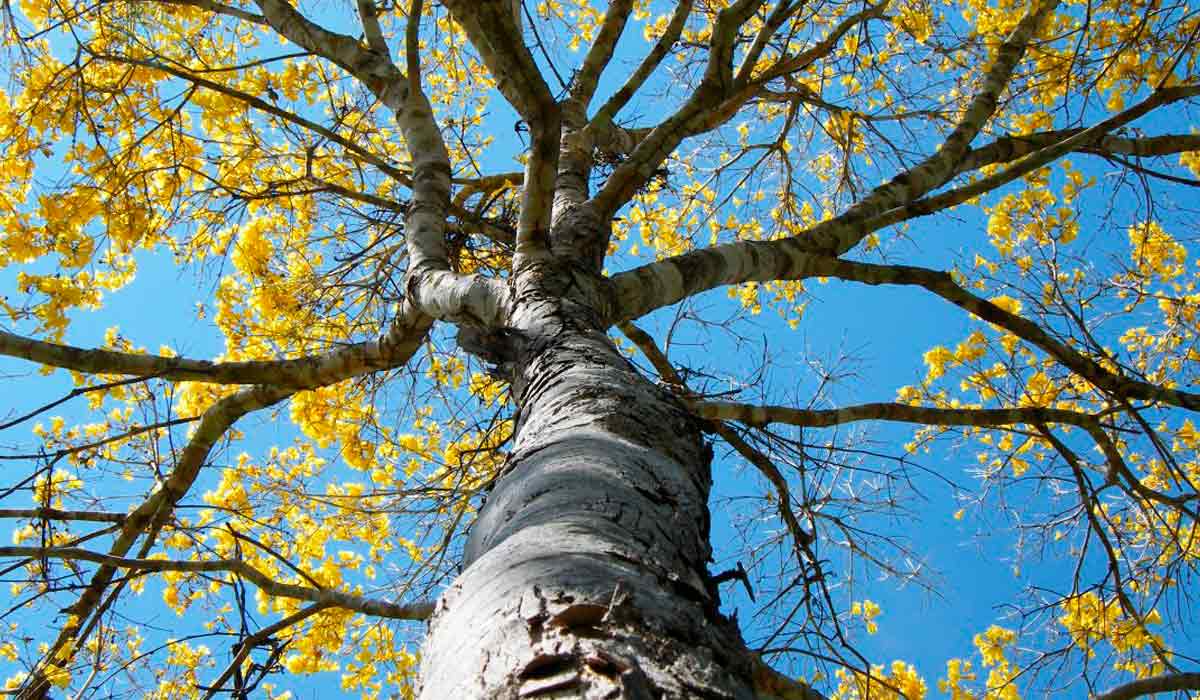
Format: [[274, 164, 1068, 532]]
[[590, 0, 767, 218], [88, 51, 413, 187], [1092, 672, 1200, 700], [0, 303, 432, 388], [591, 0, 694, 128], [569, 0, 635, 109], [605, 86, 1200, 324], [693, 400, 1116, 431], [199, 602, 332, 700], [957, 130, 1200, 176], [357, 0, 390, 56], [435, 0, 563, 270], [21, 384, 294, 697], [0, 546, 434, 620], [0, 508, 126, 524], [147, 0, 267, 25], [800, 0, 1061, 255], [808, 257, 1200, 412], [863, 86, 1200, 232], [17, 299, 432, 693]]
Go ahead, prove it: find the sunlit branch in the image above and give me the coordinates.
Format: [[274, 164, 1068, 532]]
[[551, 0, 636, 231], [1099, 153, 1200, 188], [20, 384, 294, 697], [14, 301, 432, 694], [393, 2, 508, 323], [0, 508, 126, 524], [957, 130, 1200, 176], [810, 257, 1200, 412], [591, 0, 693, 128], [440, 0, 558, 123], [1092, 672, 1200, 700], [357, 0, 389, 56], [590, 0, 768, 218], [93, 48, 516, 251], [253, 0, 402, 97], [570, 0, 634, 109], [693, 400, 1116, 432], [590, 0, 892, 219], [662, 0, 892, 150], [511, 113, 561, 271], [606, 86, 1200, 325], [799, 0, 1060, 255], [863, 86, 1200, 231], [605, 235, 831, 324], [0, 306, 431, 388], [435, 0, 562, 269], [252, 0, 499, 323], [147, 0, 267, 25]]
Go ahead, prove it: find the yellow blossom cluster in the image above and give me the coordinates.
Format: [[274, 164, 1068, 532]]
[[830, 660, 927, 700], [1059, 592, 1167, 678]]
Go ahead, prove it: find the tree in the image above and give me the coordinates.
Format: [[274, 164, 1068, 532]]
[[0, 0, 1199, 697]]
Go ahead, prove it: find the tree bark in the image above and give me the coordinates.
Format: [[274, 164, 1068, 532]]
[[418, 291, 756, 698]]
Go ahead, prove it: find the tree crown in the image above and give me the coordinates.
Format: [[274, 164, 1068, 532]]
[[1, 0, 1199, 697]]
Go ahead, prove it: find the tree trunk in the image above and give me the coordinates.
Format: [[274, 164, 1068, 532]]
[[418, 295, 756, 698]]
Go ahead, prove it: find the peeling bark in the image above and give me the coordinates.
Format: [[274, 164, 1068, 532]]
[[419, 281, 756, 699]]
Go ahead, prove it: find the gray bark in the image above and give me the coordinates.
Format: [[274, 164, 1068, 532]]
[[418, 280, 755, 699]]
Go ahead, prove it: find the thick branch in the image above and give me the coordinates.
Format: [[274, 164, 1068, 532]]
[[0, 546, 433, 620], [694, 400, 1114, 431], [590, 0, 767, 218], [253, 0, 403, 100], [0, 304, 431, 387], [248, 0, 472, 317], [801, 0, 1060, 254], [357, 0, 390, 56], [863, 86, 1200, 231], [1092, 672, 1200, 700], [592, 0, 694, 128], [606, 235, 833, 324], [149, 0, 267, 25], [606, 86, 1200, 323], [569, 0, 635, 109], [811, 258, 1200, 412], [0, 508, 126, 524], [957, 130, 1200, 176], [440, 0, 558, 123]]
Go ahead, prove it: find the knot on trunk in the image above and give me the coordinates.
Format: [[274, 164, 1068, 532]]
[[456, 325, 527, 368]]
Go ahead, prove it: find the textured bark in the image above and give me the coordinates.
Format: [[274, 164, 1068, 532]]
[[419, 287, 755, 699]]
